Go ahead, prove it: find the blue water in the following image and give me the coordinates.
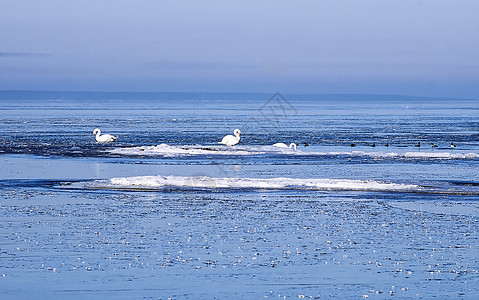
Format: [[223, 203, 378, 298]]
[[1, 93, 478, 299]]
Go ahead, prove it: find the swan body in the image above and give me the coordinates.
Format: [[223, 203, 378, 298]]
[[273, 142, 297, 150], [219, 129, 241, 146], [93, 128, 118, 143]]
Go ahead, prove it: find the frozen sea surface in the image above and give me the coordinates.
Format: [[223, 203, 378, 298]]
[[1, 93, 479, 299]]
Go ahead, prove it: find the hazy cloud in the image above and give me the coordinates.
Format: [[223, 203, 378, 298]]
[[0, 0, 478, 97], [145, 60, 239, 71], [0, 51, 50, 57]]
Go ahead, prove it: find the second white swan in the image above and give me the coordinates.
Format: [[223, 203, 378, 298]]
[[93, 128, 118, 143], [273, 143, 297, 150], [219, 129, 241, 146]]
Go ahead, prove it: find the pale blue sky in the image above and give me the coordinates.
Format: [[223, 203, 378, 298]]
[[1, 0, 478, 97]]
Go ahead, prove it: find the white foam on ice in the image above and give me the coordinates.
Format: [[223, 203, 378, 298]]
[[85, 175, 420, 192], [109, 144, 479, 160], [299, 150, 479, 160], [109, 144, 267, 157], [346, 150, 479, 160]]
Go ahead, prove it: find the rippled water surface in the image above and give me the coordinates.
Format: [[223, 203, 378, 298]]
[[1, 93, 478, 299]]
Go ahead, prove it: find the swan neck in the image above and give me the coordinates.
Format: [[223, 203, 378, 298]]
[[233, 129, 241, 138]]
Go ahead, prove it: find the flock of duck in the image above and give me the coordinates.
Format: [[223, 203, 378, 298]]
[[93, 128, 456, 149], [350, 141, 456, 148]]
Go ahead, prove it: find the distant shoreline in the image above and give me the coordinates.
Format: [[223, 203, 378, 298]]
[[0, 90, 470, 101]]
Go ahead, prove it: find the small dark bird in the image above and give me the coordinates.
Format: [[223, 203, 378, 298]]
[[303, 142, 309, 147], [450, 143, 456, 148], [371, 143, 376, 147], [385, 143, 389, 147], [430, 143, 438, 148], [350, 143, 356, 147], [415, 142, 421, 147]]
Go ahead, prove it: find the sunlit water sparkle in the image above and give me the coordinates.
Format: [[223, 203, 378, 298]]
[[1, 94, 478, 299]]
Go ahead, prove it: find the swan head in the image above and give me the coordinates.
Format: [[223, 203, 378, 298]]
[[234, 129, 241, 137], [93, 128, 101, 136], [289, 143, 297, 150]]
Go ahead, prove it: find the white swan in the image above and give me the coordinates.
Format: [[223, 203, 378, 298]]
[[219, 129, 241, 146], [273, 142, 297, 150], [93, 128, 118, 143]]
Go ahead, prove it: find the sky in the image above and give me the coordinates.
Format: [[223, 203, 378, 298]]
[[1, 0, 479, 97]]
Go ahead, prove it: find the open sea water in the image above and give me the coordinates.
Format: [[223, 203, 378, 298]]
[[1, 92, 478, 299]]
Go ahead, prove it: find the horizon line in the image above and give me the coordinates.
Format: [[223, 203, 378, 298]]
[[0, 89, 473, 101]]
